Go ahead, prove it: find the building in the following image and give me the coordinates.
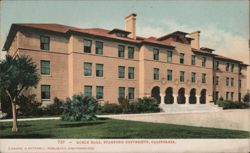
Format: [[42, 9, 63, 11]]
[[2, 14, 248, 106]]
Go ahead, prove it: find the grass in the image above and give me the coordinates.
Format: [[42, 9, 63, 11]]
[[0, 118, 249, 138]]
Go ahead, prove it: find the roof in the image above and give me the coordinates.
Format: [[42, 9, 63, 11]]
[[157, 31, 190, 41], [200, 47, 215, 52], [2, 23, 174, 51], [108, 28, 131, 34]]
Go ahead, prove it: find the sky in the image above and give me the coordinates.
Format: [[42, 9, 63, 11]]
[[0, 0, 249, 65]]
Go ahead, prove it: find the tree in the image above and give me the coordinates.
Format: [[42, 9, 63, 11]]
[[0, 55, 39, 132], [243, 93, 250, 102]]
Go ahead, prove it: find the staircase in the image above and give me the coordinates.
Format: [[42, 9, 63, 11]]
[[160, 103, 223, 113]]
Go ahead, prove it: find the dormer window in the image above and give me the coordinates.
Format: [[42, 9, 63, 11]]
[[116, 33, 127, 38], [109, 28, 130, 38]]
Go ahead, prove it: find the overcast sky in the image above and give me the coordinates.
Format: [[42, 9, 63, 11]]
[[0, 0, 249, 64]]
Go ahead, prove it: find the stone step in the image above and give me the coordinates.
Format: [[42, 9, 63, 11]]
[[160, 104, 222, 113]]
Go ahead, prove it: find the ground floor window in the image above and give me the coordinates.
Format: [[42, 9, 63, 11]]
[[119, 87, 125, 98], [128, 87, 135, 99], [41, 85, 50, 100], [84, 85, 92, 96], [96, 86, 104, 99]]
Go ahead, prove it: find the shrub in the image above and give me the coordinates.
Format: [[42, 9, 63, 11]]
[[17, 94, 42, 116], [118, 97, 130, 113], [45, 97, 64, 116], [216, 100, 249, 109], [128, 97, 160, 113], [61, 94, 98, 121], [243, 93, 250, 102], [101, 103, 123, 114]]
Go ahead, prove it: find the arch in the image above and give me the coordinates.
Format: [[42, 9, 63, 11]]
[[177, 88, 186, 104], [151, 86, 161, 103], [164, 87, 174, 104], [200, 89, 206, 104], [189, 88, 197, 104]]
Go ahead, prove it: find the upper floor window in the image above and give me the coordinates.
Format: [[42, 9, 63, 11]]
[[95, 41, 103, 55], [231, 78, 234, 87], [128, 67, 135, 79], [239, 65, 242, 74], [226, 77, 229, 86], [128, 87, 135, 99], [215, 76, 219, 85], [40, 36, 50, 50], [118, 45, 125, 58], [179, 53, 184, 64], [231, 64, 234, 72], [215, 61, 219, 70], [202, 57, 206, 67], [84, 39, 92, 53], [191, 55, 196, 65], [180, 71, 185, 82], [226, 63, 230, 72], [153, 48, 159, 60], [167, 69, 172, 81], [96, 86, 104, 99], [128, 47, 134, 59], [154, 68, 159, 80], [191, 72, 196, 83], [40, 60, 50, 75], [118, 87, 125, 98], [239, 79, 242, 88], [41, 85, 50, 100], [118, 66, 125, 78], [84, 62, 92, 76], [84, 85, 92, 96], [202, 73, 206, 83], [167, 51, 172, 63], [96, 64, 103, 77]]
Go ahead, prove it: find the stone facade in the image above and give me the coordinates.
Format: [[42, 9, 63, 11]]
[[2, 14, 248, 106]]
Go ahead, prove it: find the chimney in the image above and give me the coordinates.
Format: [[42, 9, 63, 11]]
[[125, 13, 137, 39], [189, 31, 200, 49]]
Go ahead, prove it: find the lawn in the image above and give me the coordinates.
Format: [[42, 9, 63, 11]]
[[0, 118, 249, 138]]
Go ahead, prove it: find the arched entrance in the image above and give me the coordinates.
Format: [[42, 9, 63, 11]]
[[151, 86, 161, 103], [189, 88, 197, 104], [177, 88, 186, 104], [200, 89, 206, 104], [164, 87, 174, 104]]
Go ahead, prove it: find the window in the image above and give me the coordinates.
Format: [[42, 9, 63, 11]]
[[239, 65, 242, 74], [153, 48, 159, 60], [231, 78, 234, 87], [128, 67, 135, 79], [118, 66, 125, 78], [180, 71, 185, 82], [231, 92, 234, 101], [179, 53, 184, 64], [226, 77, 229, 86], [239, 79, 241, 88], [167, 70, 172, 81], [215, 61, 219, 70], [128, 47, 134, 59], [226, 92, 229, 100], [202, 57, 206, 67], [215, 76, 219, 85], [119, 87, 125, 98], [154, 68, 159, 80], [191, 72, 196, 83], [41, 85, 50, 99], [191, 55, 196, 65], [226, 63, 230, 72], [84, 62, 92, 76], [40, 60, 50, 75], [215, 91, 219, 101], [84, 39, 92, 53], [167, 51, 172, 63], [96, 86, 104, 99], [202, 73, 206, 83], [84, 85, 92, 96], [40, 36, 50, 50], [95, 41, 103, 55], [128, 87, 135, 99], [96, 64, 103, 77], [231, 64, 234, 72], [118, 45, 125, 57]]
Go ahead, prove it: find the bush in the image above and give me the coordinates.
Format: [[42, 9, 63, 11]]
[[45, 97, 64, 116], [129, 97, 160, 113], [216, 100, 249, 109], [118, 97, 130, 113], [61, 94, 98, 121], [101, 103, 123, 114], [243, 93, 250, 102]]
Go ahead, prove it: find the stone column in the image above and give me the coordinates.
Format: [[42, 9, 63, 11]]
[[173, 94, 178, 104], [185, 95, 189, 104], [160, 94, 165, 106], [197, 96, 201, 104]]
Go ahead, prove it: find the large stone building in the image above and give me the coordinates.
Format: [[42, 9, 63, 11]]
[[2, 14, 248, 106]]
